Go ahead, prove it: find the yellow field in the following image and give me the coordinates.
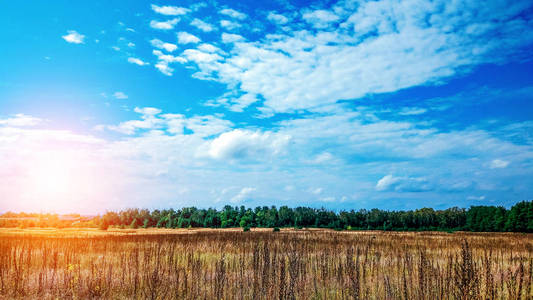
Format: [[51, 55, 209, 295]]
[[0, 228, 531, 299]]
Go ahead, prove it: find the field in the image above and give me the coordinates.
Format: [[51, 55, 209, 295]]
[[0, 228, 532, 299]]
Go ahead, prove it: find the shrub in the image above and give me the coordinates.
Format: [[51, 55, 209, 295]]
[[98, 221, 109, 231], [273, 227, 280, 232], [243, 226, 250, 232], [130, 219, 139, 229]]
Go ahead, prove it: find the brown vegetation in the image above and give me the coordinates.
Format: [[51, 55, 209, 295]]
[[0, 228, 531, 299]]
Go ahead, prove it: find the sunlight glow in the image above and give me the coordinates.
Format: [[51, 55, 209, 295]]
[[30, 154, 73, 199]]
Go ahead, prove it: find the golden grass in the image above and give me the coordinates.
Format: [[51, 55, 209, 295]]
[[0, 228, 531, 299]]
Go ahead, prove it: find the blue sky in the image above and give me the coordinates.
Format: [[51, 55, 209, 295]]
[[1, 0, 532, 213]]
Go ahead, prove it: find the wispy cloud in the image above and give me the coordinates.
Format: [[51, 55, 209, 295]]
[[219, 8, 247, 20], [152, 50, 187, 76], [127, 57, 149, 66], [376, 175, 431, 192], [113, 92, 128, 99], [231, 187, 256, 203], [150, 39, 178, 52], [175, 0, 533, 114], [490, 159, 510, 169], [302, 9, 339, 28], [0, 114, 42, 127]]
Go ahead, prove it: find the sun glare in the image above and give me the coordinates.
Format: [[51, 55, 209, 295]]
[[26, 152, 76, 211], [31, 157, 71, 197]]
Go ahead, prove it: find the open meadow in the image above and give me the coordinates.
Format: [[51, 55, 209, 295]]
[[0, 228, 532, 299]]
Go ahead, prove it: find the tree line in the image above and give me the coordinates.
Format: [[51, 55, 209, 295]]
[[1, 200, 532, 232]]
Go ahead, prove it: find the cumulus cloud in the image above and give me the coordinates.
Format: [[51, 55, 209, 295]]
[[62, 30, 85, 44], [267, 12, 290, 25], [177, 32, 201, 44], [127, 57, 149, 66], [150, 39, 178, 52], [151, 4, 189, 16], [150, 18, 179, 30], [190, 18, 215, 32], [182, 49, 222, 64], [207, 129, 291, 161], [220, 20, 241, 30], [221, 33, 244, 43], [197, 43, 221, 53], [219, 8, 247, 20], [376, 175, 432, 192]]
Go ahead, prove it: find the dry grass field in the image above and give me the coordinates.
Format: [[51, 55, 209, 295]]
[[0, 228, 532, 299]]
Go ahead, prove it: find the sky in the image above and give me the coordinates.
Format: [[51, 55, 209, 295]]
[[0, 0, 532, 214]]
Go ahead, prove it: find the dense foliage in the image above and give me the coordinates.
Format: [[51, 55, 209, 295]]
[[1, 200, 532, 232]]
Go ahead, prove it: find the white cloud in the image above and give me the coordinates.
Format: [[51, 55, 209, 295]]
[[221, 33, 244, 43], [177, 32, 201, 44], [228, 93, 258, 112], [152, 50, 187, 76], [376, 175, 431, 192], [490, 159, 510, 169], [155, 63, 174, 76], [219, 8, 247, 20], [177, 115, 232, 137], [207, 129, 291, 161], [267, 12, 290, 25], [151, 5, 189, 16], [182, 49, 223, 64], [302, 10, 339, 28], [150, 18, 179, 30], [398, 107, 428, 116], [150, 39, 178, 52], [0, 114, 42, 127], [312, 152, 334, 164], [113, 92, 128, 99], [310, 187, 323, 194], [127, 42, 135, 48], [197, 43, 221, 53], [467, 195, 486, 201], [127, 57, 149, 66], [153, 50, 186, 63], [107, 107, 162, 134], [62, 30, 85, 44], [135, 107, 161, 115], [220, 20, 241, 30], [4, 103, 533, 213], [179, 0, 533, 114], [191, 18, 215, 32], [231, 187, 256, 203]]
